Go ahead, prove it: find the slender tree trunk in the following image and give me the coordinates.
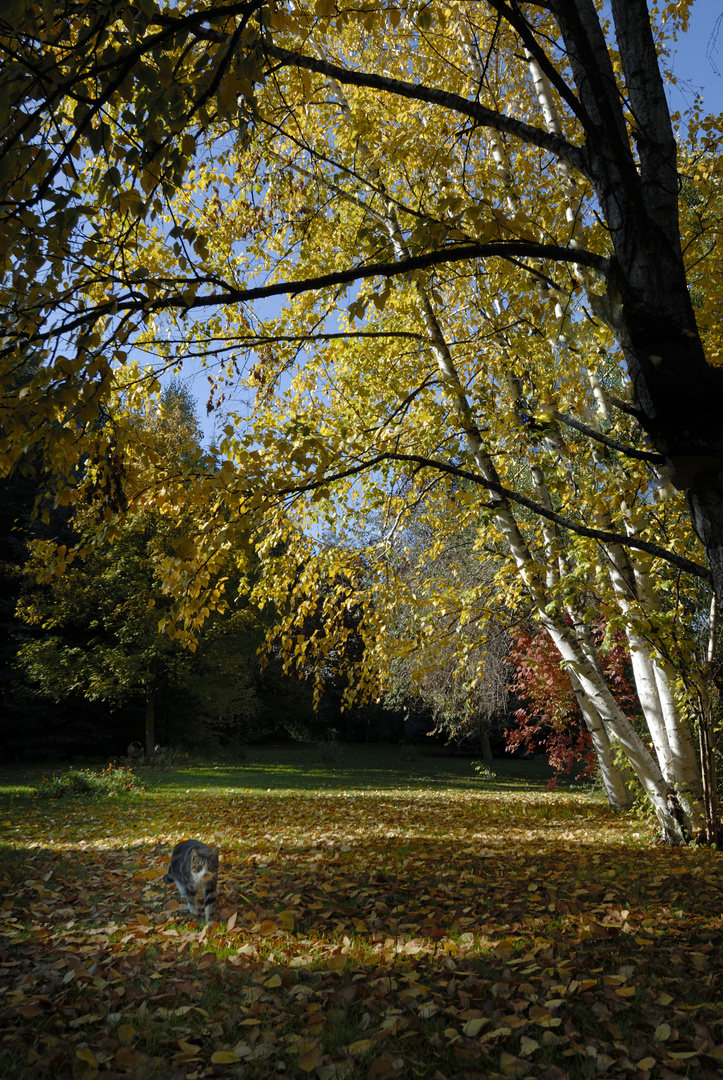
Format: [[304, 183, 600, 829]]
[[568, 669, 633, 810], [145, 688, 156, 764], [527, 464, 634, 809], [614, 530, 707, 833], [698, 597, 723, 843], [479, 725, 494, 778]]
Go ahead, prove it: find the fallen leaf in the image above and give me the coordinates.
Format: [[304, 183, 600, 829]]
[[462, 1017, 488, 1037], [298, 1041, 324, 1071], [211, 1050, 241, 1064], [73, 1048, 99, 1080]]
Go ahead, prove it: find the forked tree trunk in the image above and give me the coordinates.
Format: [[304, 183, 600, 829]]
[[602, 536, 706, 833]]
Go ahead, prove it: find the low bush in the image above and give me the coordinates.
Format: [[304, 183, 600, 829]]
[[33, 763, 144, 799]]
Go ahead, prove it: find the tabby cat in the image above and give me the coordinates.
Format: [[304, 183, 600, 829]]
[[164, 839, 219, 924]]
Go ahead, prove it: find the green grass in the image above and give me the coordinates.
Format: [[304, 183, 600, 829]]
[[0, 742, 557, 803]]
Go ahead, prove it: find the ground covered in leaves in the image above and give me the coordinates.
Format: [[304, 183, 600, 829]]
[[1, 745, 722, 1080]]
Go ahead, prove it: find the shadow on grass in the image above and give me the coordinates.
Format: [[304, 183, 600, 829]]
[[0, 744, 563, 804], [140, 743, 560, 796]]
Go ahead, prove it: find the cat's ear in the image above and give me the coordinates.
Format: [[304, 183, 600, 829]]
[[211, 848, 220, 860]]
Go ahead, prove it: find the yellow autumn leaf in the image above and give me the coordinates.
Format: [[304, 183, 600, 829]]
[[297, 1042, 324, 1071], [326, 953, 347, 971], [347, 1039, 372, 1056], [72, 1048, 99, 1080]]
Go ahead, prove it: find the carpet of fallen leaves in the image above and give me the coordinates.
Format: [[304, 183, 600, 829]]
[[1, 756, 723, 1080]]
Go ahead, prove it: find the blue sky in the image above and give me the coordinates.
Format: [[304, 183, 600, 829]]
[[668, 3, 723, 115]]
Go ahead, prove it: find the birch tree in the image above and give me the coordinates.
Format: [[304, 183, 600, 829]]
[[1, 1, 722, 839]]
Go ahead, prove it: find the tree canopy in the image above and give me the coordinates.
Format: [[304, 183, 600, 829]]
[[2, 0, 723, 839]]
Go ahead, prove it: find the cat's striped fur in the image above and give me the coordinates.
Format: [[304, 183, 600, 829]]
[[164, 839, 219, 924]]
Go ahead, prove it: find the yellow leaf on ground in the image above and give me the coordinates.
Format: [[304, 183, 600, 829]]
[[494, 937, 515, 956], [211, 1050, 241, 1064], [298, 1042, 323, 1072], [347, 1039, 372, 1056], [178, 1041, 201, 1054], [499, 1051, 529, 1077], [117, 1024, 135, 1044], [72, 1048, 99, 1080]]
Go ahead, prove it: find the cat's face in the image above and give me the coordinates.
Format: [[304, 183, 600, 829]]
[[191, 848, 219, 877]]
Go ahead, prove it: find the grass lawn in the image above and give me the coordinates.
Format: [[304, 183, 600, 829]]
[[1, 743, 722, 1079]]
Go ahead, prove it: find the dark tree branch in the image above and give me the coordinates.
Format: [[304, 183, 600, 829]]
[[552, 410, 665, 464], [263, 43, 590, 177], [609, 395, 644, 422], [272, 451, 709, 581], [27, 240, 608, 345], [486, 0, 590, 126]]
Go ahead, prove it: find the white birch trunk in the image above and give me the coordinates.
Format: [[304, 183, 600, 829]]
[[601, 537, 675, 781], [568, 668, 634, 809], [581, 381, 703, 826], [621, 520, 706, 833], [527, 402, 637, 807]]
